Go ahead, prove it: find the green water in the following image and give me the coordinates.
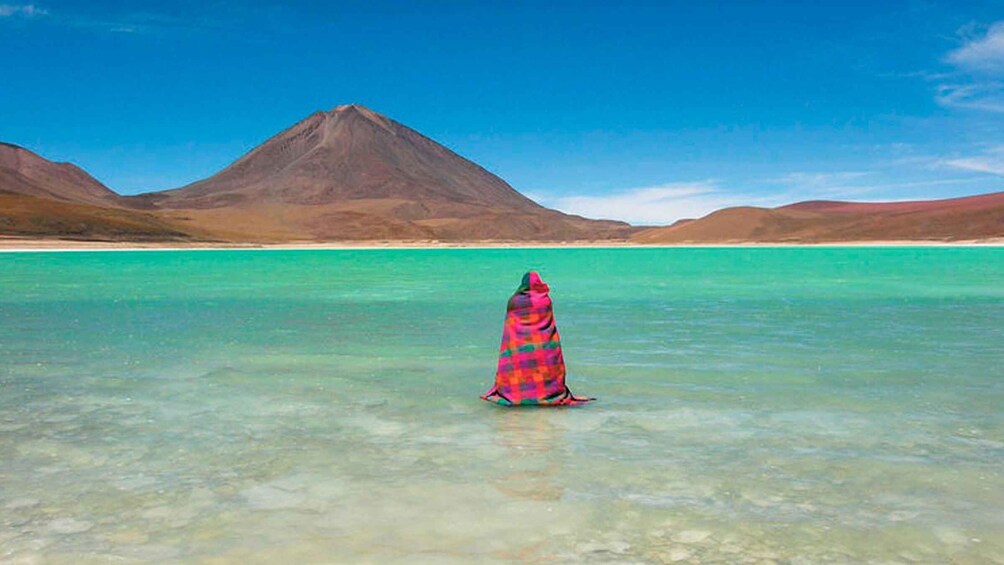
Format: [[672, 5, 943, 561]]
[[1, 247, 1002, 564]]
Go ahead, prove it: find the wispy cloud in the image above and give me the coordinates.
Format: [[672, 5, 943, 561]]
[[772, 171, 868, 191], [935, 82, 1004, 112], [790, 177, 977, 195], [764, 172, 979, 203], [540, 169, 983, 225], [942, 146, 1004, 175], [0, 4, 47, 17], [936, 22, 1004, 113], [69, 11, 217, 34], [542, 181, 774, 225], [0, 4, 220, 34], [767, 171, 902, 201], [946, 22, 1004, 73]]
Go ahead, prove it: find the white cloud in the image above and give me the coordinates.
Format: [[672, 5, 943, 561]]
[[767, 171, 896, 200], [0, 5, 215, 33], [520, 191, 547, 204], [946, 22, 1004, 73], [544, 181, 768, 225], [777, 172, 868, 183], [0, 4, 47, 17], [772, 171, 869, 188], [935, 22, 1004, 113], [544, 174, 873, 226], [538, 170, 983, 226], [942, 146, 1004, 175], [935, 82, 1004, 113]]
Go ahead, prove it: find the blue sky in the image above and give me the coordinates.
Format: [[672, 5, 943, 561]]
[[1, 1, 1002, 224]]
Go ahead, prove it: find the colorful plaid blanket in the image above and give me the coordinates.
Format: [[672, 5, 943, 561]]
[[481, 271, 594, 406]]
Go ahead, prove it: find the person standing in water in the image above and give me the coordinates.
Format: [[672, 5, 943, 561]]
[[481, 271, 594, 406]]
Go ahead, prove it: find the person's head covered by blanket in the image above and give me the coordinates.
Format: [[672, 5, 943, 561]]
[[482, 271, 594, 406]]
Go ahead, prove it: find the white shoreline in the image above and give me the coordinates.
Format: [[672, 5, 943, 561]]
[[1, 239, 1002, 252]]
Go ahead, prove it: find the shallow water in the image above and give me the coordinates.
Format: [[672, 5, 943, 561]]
[[1, 247, 1002, 564]]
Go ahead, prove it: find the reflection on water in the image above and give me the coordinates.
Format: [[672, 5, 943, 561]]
[[1, 248, 1003, 563], [490, 411, 565, 502]]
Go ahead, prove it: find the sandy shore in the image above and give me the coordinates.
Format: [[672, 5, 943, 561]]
[[0, 236, 1002, 251]]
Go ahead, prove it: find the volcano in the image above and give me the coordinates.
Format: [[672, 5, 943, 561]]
[[134, 105, 630, 241]]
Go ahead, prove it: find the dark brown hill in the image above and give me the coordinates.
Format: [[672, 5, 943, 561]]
[[632, 192, 1004, 243], [0, 142, 123, 207], [0, 144, 204, 241]]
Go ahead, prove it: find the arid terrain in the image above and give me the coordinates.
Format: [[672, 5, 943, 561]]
[[1, 106, 1001, 246], [0, 106, 629, 243], [632, 192, 1004, 244]]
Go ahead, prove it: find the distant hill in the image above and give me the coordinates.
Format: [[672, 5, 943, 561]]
[[0, 144, 200, 241], [0, 142, 123, 207], [131, 105, 631, 241], [632, 192, 1004, 243]]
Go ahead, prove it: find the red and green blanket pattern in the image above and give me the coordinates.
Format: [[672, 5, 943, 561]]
[[481, 271, 594, 406]]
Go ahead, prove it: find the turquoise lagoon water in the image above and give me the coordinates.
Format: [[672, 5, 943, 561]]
[[0, 247, 1002, 564]]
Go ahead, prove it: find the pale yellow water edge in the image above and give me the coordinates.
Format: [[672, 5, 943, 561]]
[[1, 236, 1002, 252]]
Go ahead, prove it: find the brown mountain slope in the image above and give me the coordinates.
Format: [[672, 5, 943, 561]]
[[632, 192, 1004, 243], [141, 105, 540, 210], [133, 105, 631, 241], [0, 144, 204, 241], [0, 191, 201, 240], [0, 142, 123, 207]]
